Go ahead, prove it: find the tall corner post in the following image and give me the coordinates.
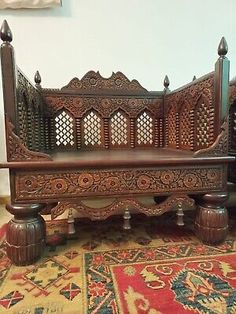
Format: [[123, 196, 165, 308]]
[[195, 37, 230, 245], [0, 20, 19, 162], [0, 21, 47, 265], [162, 75, 170, 148], [214, 36, 230, 142]]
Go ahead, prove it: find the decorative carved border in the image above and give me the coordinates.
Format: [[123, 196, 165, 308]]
[[15, 166, 224, 201], [193, 118, 228, 157], [51, 194, 195, 220], [165, 73, 214, 112], [6, 118, 52, 161], [44, 95, 163, 118], [60, 71, 148, 92]]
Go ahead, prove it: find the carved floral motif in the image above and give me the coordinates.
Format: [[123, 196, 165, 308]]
[[50, 194, 195, 220], [15, 166, 224, 201]]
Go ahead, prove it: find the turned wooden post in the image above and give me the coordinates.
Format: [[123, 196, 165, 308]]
[[123, 208, 131, 230], [6, 203, 46, 266], [195, 38, 230, 245], [214, 37, 230, 142], [163, 75, 170, 148], [195, 192, 228, 244], [0, 20, 18, 160]]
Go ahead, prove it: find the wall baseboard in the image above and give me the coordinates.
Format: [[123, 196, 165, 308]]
[[0, 196, 10, 205]]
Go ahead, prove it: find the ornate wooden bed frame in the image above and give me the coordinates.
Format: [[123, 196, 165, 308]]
[[0, 20, 234, 265]]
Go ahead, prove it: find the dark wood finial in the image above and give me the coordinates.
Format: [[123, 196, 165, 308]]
[[218, 37, 228, 57], [164, 75, 170, 89], [0, 20, 12, 42], [192, 75, 196, 81], [34, 71, 41, 85]]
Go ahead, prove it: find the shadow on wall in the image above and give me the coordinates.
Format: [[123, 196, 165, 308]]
[[0, 0, 71, 17]]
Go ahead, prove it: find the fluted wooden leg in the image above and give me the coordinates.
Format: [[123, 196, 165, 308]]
[[195, 192, 228, 245], [6, 203, 46, 266]]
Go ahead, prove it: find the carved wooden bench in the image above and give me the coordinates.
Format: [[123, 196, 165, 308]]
[[0, 20, 234, 265]]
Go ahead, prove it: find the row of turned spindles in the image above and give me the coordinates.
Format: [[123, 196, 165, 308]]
[[67, 204, 185, 237]]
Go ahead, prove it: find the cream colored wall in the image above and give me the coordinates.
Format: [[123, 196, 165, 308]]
[[1, 0, 236, 195]]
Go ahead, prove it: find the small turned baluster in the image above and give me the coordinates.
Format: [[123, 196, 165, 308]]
[[34, 109, 40, 151], [50, 117, 55, 150], [130, 118, 135, 148], [76, 118, 81, 149], [44, 118, 50, 150], [123, 208, 131, 230], [67, 208, 76, 236], [154, 118, 159, 147], [104, 118, 109, 149], [176, 111, 180, 149], [176, 202, 184, 226], [159, 118, 163, 147], [27, 107, 33, 149], [39, 110, 45, 150]]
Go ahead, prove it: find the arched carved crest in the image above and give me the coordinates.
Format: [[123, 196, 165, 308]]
[[61, 71, 148, 92]]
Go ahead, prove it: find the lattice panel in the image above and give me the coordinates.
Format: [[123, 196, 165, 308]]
[[167, 106, 177, 147], [110, 111, 128, 146], [83, 111, 102, 146], [195, 103, 214, 149], [136, 111, 153, 145], [180, 105, 193, 149], [232, 112, 236, 142], [55, 111, 75, 147], [18, 101, 28, 146]]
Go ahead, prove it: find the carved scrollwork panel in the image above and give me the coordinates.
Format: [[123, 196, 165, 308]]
[[50, 194, 195, 220], [194, 118, 228, 157], [6, 118, 52, 161], [15, 166, 224, 201]]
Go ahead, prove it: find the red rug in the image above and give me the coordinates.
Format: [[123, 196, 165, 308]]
[[0, 213, 236, 313]]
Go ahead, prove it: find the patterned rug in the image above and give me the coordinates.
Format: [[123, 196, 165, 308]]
[[1, 212, 236, 314]]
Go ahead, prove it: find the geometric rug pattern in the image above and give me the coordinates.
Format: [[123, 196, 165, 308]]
[[0, 213, 236, 313]]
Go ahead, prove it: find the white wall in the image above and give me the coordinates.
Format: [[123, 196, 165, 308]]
[[1, 0, 236, 195]]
